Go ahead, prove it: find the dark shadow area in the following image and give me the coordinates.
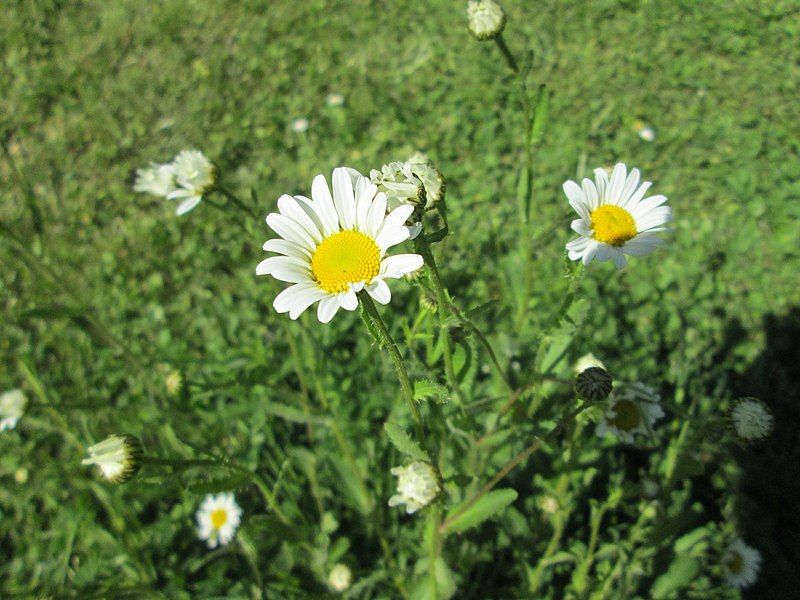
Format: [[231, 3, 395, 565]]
[[733, 307, 800, 600]]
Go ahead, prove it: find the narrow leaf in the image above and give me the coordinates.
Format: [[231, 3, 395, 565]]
[[443, 488, 518, 535], [384, 422, 429, 461]]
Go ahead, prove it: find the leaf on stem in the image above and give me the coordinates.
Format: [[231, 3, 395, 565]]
[[442, 488, 518, 535], [384, 422, 429, 461]]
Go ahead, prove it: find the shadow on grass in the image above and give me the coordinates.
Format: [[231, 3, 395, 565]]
[[733, 307, 800, 600]]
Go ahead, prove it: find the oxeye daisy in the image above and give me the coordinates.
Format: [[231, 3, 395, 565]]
[[166, 150, 217, 215], [257, 167, 424, 323], [196, 493, 242, 549], [721, 538, 761, 588], [388, 461, 441, 514], [564, 163, 671, 269], [595, 382, 664, 443], [0, 389, 27, 432]]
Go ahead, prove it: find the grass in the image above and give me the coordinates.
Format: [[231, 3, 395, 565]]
[[2, 1, 799, 598]]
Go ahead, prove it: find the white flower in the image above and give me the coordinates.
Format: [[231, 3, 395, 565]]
[[0, 389, 27, 431], [166, 150, 217, 215], [729, 397, 773, 442], [467, 0, 507, 41], [564, 163, 671, 269], [722, 538, 761, 588], [257, 167, 424, 323], [327, 563, 352, 592], [638, 126, 656, 142], [291, 118, 309, 133], [325, 93, 345, 107], [134, 162, 177, 197], [388, 461, 440, 514], [595, 382, 665, 443], [81, 433, 143, 484], [196, 492, 242, 549]]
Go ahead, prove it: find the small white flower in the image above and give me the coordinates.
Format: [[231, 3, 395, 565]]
[[291, 118, 309, 133], [638, 126, 656, 142], [722, 538, 761, 589], [134, 162, 177, 197], [82, 433, 143, 484], [595, 382, 664, 443], [388, 461, 440, 514], [196, 492, 243, 548], [325, 93, 345, 107], [564, 163, 671, 269], [327, 563, 352, 592], [467, 0, 507, 41], [729, 397, 774, 442], [573, 353, 607, 375], [166, 150, 217, 215], [257, 167, 424, 323], [0, 389, 27, 431], [165, 370, 183, 397]]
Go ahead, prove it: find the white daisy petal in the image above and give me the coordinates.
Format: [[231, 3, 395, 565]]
[[581, 178, 599, 211], [381, 254, 424, 278], [277, 195, 323, 244], [262, 238, 311, 260], [368, 279, 392, 304], [563, 181, 589, 219], [618, 167, 640, 207], [317, 296, 340, 323], [607, 163, 627, 203], [339, 289, 359, 311], [267, 213, 317, 252], [332, 167, 356, 230], [310, 175, 340, 237], [176, 196, 202, 215], [366, 192, 388, 238]]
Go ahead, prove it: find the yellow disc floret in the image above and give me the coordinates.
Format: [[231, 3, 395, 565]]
[[608, 399, 641, 432], [311, 230, 382, 294], [211, 508, 228, 529], [590, 205, 637, 246]]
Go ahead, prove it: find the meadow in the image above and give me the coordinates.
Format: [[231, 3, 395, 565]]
[[2, 1, 799, 598]]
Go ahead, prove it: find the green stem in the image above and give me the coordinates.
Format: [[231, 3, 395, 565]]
[[215, 185, 259, 219], [415, 235, 468, 406], [440, 401, 593, 534], [359, 293, 425, 443], [493, 34, 519, 73]]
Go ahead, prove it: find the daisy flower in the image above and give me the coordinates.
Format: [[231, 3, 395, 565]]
[[564, 163, 671, 269], [257, 167, 424, 323], [595, 382, 665, 443], [196, 492, 242, 548], [0, 389, 27, 432], [327, 563, 353, 593], [134, 162, 177, 198], [388, 461, 441, 514], [722, 538, 761, 588], [166, 150, 217, 215], [81, 433, 143, 484]]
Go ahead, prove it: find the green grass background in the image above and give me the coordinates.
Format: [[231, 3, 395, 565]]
[[2, 0, 799, 598]]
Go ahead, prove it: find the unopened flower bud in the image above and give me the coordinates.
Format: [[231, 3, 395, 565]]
[[467, 0, 507, 41], [327, 563, 352, 593], [82, 433, 143, 484], [575, 366, 613, 402]]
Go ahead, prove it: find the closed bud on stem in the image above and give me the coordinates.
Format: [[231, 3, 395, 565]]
[[82, 433, 143, 484], [575, 366, 613, 402]]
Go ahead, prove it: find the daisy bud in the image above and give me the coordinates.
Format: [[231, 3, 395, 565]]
[[467, 0, 507, 41], [419, 291, 438, 313], [728, 397, 774, 442], [82, 433, 143, 484], [0, 389, 27, 432], [388, 461, 441, 514], [575, 366, 613, 402], [721, 538, 761, 589], [327, 563, 353, 593]]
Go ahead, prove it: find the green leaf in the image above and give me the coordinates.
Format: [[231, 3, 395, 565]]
[[413, 379, 449, 404], [262, 401, 323, 424], [443, 488, 518, 535], [650, 554, 699, 599], [328, 456, 371, 515], [384, 422, 429, 461], [529, 83, 549, 145]]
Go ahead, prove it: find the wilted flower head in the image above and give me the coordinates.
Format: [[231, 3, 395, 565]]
[[196, 492, 243, 548], [575, 366, 613, 402], [82, 433, 143, 484], [167, 150, 217, 215], [728, 397, 774, 442], [467, 0, 507, 41], [165, 370, 184, 397], [327, 563, 352, 593], [596, 382, 664, 443], [0, 389, 27, 432], [257, 167, 423, 323], [564, 163, 671, 269], [388, 461, 441, 514], [721, 538, 761, 589], [134, 162, 177, 198]]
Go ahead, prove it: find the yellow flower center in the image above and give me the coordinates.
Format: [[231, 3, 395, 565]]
[[725, 551, 744, 575], [608, 399, 641, 432], [590, 205, 637, 246], [311, 230, 381, 294], [211, 508, 228, 529]]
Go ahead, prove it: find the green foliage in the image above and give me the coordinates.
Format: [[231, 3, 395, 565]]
[[1, 0, 797, 598]]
